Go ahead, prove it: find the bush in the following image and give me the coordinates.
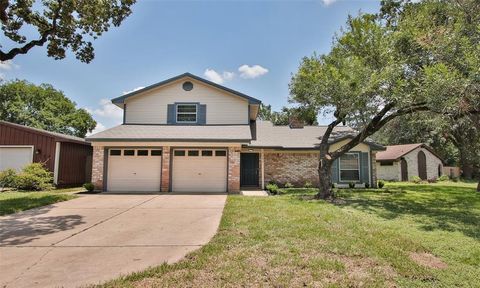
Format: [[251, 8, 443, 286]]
[[266, 183, 279, 195], [0, 169, 17, 188], [451, 176, 459, 182], [364, 183, 370, 189], [83, 182, 95, 192], [14, 163, 53, 191], [438, 175, 450, 181], [378, 180, 385, 188], [304, 181, 313, 189], [348, 182, 355, 189], [428, 177, 437, 183], [411, 176, 422, 184], [284, 182, 294, 189]]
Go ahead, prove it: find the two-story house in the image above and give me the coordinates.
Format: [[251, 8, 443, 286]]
[[87, 73, 384, 192]]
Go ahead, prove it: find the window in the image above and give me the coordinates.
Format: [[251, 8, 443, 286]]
[[124, 150, 135, 156], [110, 150, 121, 156], [188, 150, 199, 156], [339, 153, 360, 181], [151, 150, 162, 156], [380, 161, 394, 166], [202, 150, 213, 156], [174, 150, 185, 156], [137, 150, 148, 156], [176, 104, 197, 123], [215, 150, 227, 157]]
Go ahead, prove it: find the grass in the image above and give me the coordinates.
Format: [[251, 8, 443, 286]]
[[100, 181, 480, 287], [0, 187, 82, 216]]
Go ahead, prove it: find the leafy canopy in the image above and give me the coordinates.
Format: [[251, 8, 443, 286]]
[[0, 0, 136, 62], [0, 79, 96, 137]]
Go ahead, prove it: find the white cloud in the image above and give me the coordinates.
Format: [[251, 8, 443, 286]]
[[204, 68, 236, 84], [222, 71, 235, 81], [238, 65, 269, 79], [91, 99, 123, 121], [87, 122, 106, 136], [123, 86, 145, 95], [322, 0, 338, 6], [0, 60, 19, 71]]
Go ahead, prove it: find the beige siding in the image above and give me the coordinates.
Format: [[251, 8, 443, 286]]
[[329, 140, 371, 153], [125, 78, 249, 124], [376, 161, 401, 181], [403, 147, 443, 180]]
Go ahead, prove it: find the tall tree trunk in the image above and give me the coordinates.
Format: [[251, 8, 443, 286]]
[[477, 179, 480, 192], [316, 143, 333, 199]]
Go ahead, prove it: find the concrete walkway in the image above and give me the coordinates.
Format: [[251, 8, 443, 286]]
[[0, 193, 226, 288]]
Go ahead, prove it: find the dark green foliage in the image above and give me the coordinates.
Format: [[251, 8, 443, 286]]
[[14, 163, 53, 191], [266, 183, 279, 195], [378, 180, 385, 188], [257, 104, 318, 125], [284, 182, 294, 189], [0, 168, 17, 188], [0, 80, 96, 137], [438, 175, 450, 181], [348, 182, 355, 189], [83, 183, 94, 192], [304, 181, 313, 188]]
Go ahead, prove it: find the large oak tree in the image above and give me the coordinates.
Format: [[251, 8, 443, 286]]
[[0, 0, 135, 63], [289, 0, 480, 198]]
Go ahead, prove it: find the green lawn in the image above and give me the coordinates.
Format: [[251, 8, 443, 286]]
[[0, 187, 82, 216], [101, 182, 479, 287]]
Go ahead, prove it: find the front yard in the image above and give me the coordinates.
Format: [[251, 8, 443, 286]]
[[0, 187, 82, 216], [101, 182, 479, 287]]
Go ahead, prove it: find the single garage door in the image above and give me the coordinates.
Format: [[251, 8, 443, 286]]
[[0, 146, 33, 171], [107, 148, 162, 192], [172, 149, 227, 192]]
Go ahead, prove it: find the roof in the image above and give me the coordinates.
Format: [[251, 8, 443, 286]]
[[0, 121, 89, 145], [111, 72, 262, 106], [376, 143, 443, 162], [247, 121, 385, 150], [86, 124, 253, 142]]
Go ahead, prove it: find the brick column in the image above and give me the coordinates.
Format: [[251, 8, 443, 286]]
[[228, 147, 240, 193], [371, 152, 378, 188], [161, 147, 170, 192], [92, 146, 105, 191]]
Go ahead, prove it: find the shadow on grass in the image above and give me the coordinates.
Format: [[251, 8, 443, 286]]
[[334, 184, 480, 240], [0, 194, 73, 216]]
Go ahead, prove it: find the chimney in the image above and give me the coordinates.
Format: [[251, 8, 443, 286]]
[[289, 116, 304, 129]]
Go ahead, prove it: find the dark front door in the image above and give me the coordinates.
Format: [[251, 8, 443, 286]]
[[241, 153, 259, 187], [401, 158, 408, 181], [417, 151, 427, 180]]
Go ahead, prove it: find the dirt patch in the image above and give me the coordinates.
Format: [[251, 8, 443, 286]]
[[409, 252, 447, 269]]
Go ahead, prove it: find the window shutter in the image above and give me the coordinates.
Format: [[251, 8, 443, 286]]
[[360, 152, 370, 185], [198, 104, 207, 124], [331, 158, 339, 183], [167, 104, 175, 124]]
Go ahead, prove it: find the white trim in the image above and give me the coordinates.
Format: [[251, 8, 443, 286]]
[[53, 142, 61, 185], [176, 104, 197, 123], [261, 149, 265, 189], [339, 152, 361, 182]]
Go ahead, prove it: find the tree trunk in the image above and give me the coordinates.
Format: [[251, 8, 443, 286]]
[[317, 161, 333, 199], [477, 180, 480, 192]]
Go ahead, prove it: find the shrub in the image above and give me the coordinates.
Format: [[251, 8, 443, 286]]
[[428, 177, 437, 183], [378, 180, 385, 188], [348, 182, 355, 189], [364, 183, 370, 189], [284, 182, 294, 189], [451, 176, 459, 182], [266, 183, 279, 195], [14, 163, 53, 191], [411, 176, 422, 184], [0, 169, 17, 188], [83, 182, 95, 192], [438, 175, 450, 181], [304, 181, 313, 189]]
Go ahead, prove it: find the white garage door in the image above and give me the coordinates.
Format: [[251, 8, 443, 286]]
[[107, 148, 162, 192], [172, 149, 227, 192], [0, 146, 33, 171]]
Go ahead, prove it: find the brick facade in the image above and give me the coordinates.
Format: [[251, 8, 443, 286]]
[[228, 147, 240, 193], [161, 147, 170, 192], [92, 146, 104, 191], [264, 152, 320, 187]]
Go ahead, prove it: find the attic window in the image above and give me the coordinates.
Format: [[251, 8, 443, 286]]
[[182, 81, 193, 91], [176, 104, 197, 123]]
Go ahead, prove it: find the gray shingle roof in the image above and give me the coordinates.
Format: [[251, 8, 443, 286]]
[[86, 124, 253, 142]]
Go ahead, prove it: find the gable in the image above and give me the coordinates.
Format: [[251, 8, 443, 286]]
[[123, 77, 250, 125]]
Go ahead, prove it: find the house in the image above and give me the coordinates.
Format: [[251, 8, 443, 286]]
[[86, 73, 384, 192], [0, 121, 93, 187], [376, 143, 444, 181]]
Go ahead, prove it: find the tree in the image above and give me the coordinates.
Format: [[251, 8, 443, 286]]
[[0, 80, 96, 137], [289, 0, 480, 199], [258, 104, 318, 125], [0, 0, 135, 63]]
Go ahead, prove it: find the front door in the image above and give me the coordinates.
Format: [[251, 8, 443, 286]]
[[241, 153, 259, 187]]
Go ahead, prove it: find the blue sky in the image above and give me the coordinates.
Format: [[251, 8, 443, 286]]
[[0, 0, 380, 133]]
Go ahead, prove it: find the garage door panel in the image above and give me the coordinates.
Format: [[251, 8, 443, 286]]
[[172, 149, 227, 192], [107, 149, 161, 192], [0, 147, 33, 171]]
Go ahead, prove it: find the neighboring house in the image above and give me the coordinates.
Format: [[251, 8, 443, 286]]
[[0, 121, 93, 186], [86, 73, 384, 193], [376, 143, 444, 181]]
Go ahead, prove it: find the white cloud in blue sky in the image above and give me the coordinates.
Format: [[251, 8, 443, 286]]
[[322, 0, 339, 6], [238, 65, 269, 79]]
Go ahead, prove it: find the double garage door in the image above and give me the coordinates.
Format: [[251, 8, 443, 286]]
[[107, 148, 227, 192], [0, 146, 33, 171]]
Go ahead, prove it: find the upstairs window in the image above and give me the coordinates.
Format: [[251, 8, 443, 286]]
[[176, 104, 197, 123], [339, 153, 360, 182]]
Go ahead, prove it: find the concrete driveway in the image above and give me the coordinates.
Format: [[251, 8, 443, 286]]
[[0, 193, 226, 288]]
